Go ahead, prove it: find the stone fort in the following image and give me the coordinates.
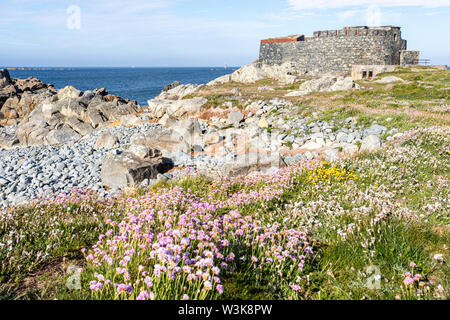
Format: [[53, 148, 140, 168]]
[[259, 26, 420, 77]]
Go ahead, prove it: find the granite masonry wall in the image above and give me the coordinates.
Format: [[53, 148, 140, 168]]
[[400, 50, 420, 65], [259, 26, 413, 75]]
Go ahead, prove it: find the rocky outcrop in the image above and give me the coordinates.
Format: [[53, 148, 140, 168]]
[[0, 69, 55, 125], [156, 82, 204, 100], [1, 68, 141, 133], [285, 76, 359, 96], [0, 69, 12, 87], [15, 86, 142, 146], [145, 79, 207, 121], [208, 62, 298, 86], [94, 132, 119, 149]]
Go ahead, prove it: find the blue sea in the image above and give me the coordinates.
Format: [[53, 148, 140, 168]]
[[5, 67, 238, 105]]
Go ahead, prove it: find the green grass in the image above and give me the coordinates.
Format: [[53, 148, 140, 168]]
[[0, 196, 125, 298]]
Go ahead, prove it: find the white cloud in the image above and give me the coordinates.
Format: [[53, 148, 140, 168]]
[[337, 10, 357, 20], [288, 0, 450, 10]]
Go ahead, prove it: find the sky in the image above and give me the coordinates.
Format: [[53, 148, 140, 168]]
[[1, 0, 449, 67]]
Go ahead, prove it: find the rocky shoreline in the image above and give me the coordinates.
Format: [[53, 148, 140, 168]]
[[0, 64, 400, 210]]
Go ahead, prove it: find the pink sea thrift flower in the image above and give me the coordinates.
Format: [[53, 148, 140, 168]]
[[403, 276, 414, 285], [291, 284, 301, 292], [217, 285, 224, 294], [137, 291, 150, 300]]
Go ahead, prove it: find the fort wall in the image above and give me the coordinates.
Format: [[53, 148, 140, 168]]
[[259, 26, 413, 75]]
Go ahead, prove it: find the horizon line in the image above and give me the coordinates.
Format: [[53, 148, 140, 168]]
[[2, 66, 242, 69]]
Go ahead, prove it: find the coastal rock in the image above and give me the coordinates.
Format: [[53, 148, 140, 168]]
[[14, 82, 143, 146], [286, 76, 357, 96], [156, 83, 203, 100], [208, 62, 298, 86], [170, 118, 202, 140], [301, 141, 324, 150], [14, 77, 50, 92], [203, 132, 221, 145], [158, 114, 177, 127], [0, 136, 20, 148], [147, 97, 207, 119], [46, 125, 81, 145], [130, 129, 190, 157], [65, 117, 94, 136], [0, 70, 16, 112], [326, 148, 340, 162], [360, 135, 382, 153], [86, 109, 106, 128], [57, 86, 81, 100], [222, 153, 286, 176], [342, 144, 359, 156], [163, 81, 180, 92], [128, 145, 162, 160], [101, 150, 163, 189], [258, 116, 269, 129], [0, 69, 12, 87], [0, 73, 55, 123], [120, 114, 144, 127], [228, 112, 244, 124], [364, 124, 387, 136], [94, 131, 119, 149]]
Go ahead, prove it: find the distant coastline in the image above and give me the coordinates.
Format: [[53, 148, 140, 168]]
[[5, 67, 73, 71], [5, 67, 236, 105]]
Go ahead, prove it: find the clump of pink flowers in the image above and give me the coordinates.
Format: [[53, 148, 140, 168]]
[[80, 161, 317, 300]]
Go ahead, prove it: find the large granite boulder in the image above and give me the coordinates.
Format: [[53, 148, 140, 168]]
[[45, 125, 82, 145], [101, 148, 163, 189], [228, 112, 244, 125], [0, 135, 19, 148], [130, 129, 190, 157], [0, 69, 16, 113], [94, 131, 119, 149], [360, 135, 382, 153], [0, 69, 12, 87], [170, 118, 202, 137]]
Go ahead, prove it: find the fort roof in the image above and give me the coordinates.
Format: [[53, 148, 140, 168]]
[[261, 26, 402, 44], [260, 34, 304, 44]]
